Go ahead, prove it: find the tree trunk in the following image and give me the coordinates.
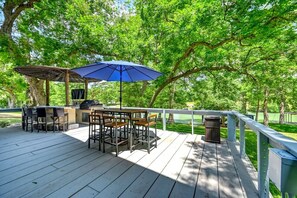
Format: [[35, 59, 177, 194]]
[[6, 89, 17, 108], [7, 98, 13, 108], [255, 98, 260, 122], [241, 92, 247, 114], [138, 81, 148, 107], [167, 113, 174, 124], [26, 77, 46, 106], [279, 94, 285, 124], [263, 88, 269, 126], [167, 84, 175, 124]]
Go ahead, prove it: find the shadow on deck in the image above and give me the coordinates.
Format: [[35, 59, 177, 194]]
[[0, 126, 258, 197]]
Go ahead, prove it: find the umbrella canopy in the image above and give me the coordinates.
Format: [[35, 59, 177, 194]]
[[72, 60, 162, 109]]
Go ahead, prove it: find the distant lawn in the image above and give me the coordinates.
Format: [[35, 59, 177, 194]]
[[168, 112, 297, 124], [0, 112, 22, 128], [0, 112, 21, 118], [268, 123, 297, 141]]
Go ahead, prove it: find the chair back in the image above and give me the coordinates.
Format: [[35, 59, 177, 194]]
[[22, 107, 27, 117], [26, 108, 34, 117], [36, 107, 47, 117], [89, 111, 102, 124], [102, 114, 114, 126]]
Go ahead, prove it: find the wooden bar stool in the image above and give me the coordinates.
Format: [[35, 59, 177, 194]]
[[134, 114, 157, 154], [102, 112, 129, 157], [88, 111, 102, 150]]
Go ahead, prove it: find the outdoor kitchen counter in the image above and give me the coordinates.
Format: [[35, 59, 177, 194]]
[[64, 106, 76, 124]]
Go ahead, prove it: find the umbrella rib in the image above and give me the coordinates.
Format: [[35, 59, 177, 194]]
[[106, 65, 117, 80], [125, 66, 134, 82], [126, 66, 161, 81], [80, 64, 113, 80]]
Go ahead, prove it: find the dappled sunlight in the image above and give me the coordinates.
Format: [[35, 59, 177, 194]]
[[63, 126, 89, 143], [0, 126, 259, 197]]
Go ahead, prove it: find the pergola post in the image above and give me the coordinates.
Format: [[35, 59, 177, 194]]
[[84, 79, 88, 100], [46, 79, 50, 106], [65, 70, 70, 106]]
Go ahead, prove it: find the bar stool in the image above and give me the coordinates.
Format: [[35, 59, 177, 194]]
[[102, 112, 129, 157], [36, 107, 53, 132], [21, 106, 27, 130], [25, 108, 35, 132], [52, 107, 68, 132], [134, 114, 157, 154], [88, 111, 102, 150]]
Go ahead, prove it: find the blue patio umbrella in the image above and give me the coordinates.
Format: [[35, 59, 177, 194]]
[[72, 60, 162, 109]]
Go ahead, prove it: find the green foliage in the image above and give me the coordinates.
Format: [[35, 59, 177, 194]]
[[0, 63, 28, 107], [0, 0, 296, 127], [0, 121, 10, 128]]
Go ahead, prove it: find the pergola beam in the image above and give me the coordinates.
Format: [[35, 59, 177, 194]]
[[46, 79, 50, 106], [65, 70, 70, 106]]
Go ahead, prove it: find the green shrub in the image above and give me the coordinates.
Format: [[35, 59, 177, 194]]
[[0, 121, 10, 128]]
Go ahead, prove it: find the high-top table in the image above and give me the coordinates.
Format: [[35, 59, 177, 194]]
[[95, 108, 148, 152]]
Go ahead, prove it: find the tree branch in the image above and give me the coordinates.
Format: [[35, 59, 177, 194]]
[[1, 0, 41, 35], [148, 65, 239, 107], [242, 46, 262, 66], [172, 37, 235, 74]]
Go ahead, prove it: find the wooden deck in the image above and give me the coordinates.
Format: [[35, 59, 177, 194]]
[[0, 126, 258, 198]]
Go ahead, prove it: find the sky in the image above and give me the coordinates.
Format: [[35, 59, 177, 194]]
[[0, 1, 3, 25]]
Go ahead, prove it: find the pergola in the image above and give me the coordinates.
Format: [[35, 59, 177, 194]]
[[14, 65, 99, 106]]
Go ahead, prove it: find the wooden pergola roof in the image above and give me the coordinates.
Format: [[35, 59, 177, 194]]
[[14, 65, 98, 82], [14, 65, 99, 106]]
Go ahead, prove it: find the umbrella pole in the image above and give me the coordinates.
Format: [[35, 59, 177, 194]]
[[120, 66, 122, 110]]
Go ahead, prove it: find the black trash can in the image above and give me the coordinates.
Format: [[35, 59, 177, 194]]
[[205, 116, 221, 143]]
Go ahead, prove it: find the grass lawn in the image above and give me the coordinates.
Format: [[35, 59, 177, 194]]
[[0, 112, 22, 127], [156, 122, 297, 198]]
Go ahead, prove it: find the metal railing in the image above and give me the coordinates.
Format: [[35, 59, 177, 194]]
[[125, 107, 297, 198]]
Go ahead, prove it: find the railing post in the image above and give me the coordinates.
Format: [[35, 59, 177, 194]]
[[163, 109, 166, 131], [239, 119, 246, 158], [191, 111, 194, 135], [227, 114, 236, 142], [257, 132, 269, 198]]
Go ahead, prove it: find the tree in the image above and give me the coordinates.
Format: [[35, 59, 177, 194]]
[[134, 0, 297, 107], [1, 0, 118, 105], [0, 0, 41, 106]]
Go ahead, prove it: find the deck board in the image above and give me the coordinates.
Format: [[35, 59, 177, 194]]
[[0, 126, 258, 198], [86, 130, 170, 194], [195, 140, 219, 197], [144, 134, 197, 197], [217, 140, 245, 198], [119, 134, 188, 198], [169, 136, 204, 198]]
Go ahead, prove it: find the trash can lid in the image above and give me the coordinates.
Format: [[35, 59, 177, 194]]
[[205, 116, 220, 120], [270, 148, 297, 165]]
